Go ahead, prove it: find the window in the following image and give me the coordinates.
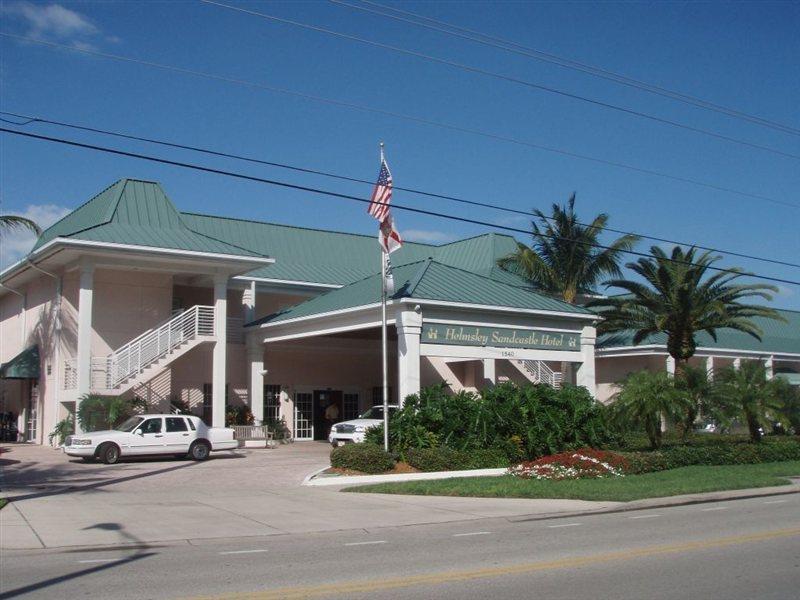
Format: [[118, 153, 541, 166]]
[[141, 418, 162, 434], [372, 387, 393, 406], [343, 393, 359, 420], [264, 384, 281, 422], [166, 417, 188, 432], [186, 417, 196, 431]]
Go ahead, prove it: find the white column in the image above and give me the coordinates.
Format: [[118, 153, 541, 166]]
[[396, 308, 422, 406], [576, 325, 597, 397], [705, 356, 715, 381], [248, 334, 264, 425], [482, 358, 496, 386], [665, 355, 676, 376], [733, 357, 742, 371], [75, 262, 94, 434], [212, 274, 228, 428], [765, 355, 774, 380]]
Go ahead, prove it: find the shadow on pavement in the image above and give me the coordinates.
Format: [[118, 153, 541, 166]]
[[0, 523, 157, 599]]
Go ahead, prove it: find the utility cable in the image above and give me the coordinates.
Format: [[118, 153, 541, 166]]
[[333, 0, 800, 137], [201, 0, 800, 161], [1, 32, 792, 209], [2, 126, 798, 288], [3, 109, 798, 271]]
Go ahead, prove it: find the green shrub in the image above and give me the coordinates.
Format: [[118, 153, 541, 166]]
[[77, 394, 147, 432], [330, 443, 395, 474], [384, 382, 616, 460], [405, 447, 509, 471], [622, 437, 800, 474], [48, 416, 74, 446]]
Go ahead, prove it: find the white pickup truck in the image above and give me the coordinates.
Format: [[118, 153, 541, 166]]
[[63, 414, 238, 464]]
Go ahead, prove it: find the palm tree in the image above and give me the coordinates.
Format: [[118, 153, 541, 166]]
[[715, 361, 788, 442], [590, 246, 783, 368], [497, 194, 639, 304], [0, 215, 42, 236], [611, 370, 687, 449], [674, 364, 719, 440]]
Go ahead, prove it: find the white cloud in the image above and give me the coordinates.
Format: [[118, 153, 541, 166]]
[[403, 229, 457, 244], [775, 285, 795, 298], [0, 204, 71, 269], [2, 2, 108, 49]]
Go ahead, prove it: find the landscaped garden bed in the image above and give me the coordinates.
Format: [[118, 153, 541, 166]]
[[343, 461, 800, 502]]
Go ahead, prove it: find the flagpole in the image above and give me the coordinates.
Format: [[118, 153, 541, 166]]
[[380, 142, 389, 452]]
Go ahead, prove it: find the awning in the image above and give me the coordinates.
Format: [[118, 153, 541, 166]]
[[0, 346, 40, 379]]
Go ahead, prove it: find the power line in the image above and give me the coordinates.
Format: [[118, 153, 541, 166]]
[[201, 0, 800, 161], [334, 0, 800, 137], [3, 109, 799, 272], [2, 125, 798, 288], [2, 32, 793, 210]]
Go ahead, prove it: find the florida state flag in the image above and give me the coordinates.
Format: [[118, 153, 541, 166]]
[[379, 213, 402, 254]]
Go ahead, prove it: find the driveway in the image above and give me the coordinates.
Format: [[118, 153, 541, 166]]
[[0, 443, 616, 550]]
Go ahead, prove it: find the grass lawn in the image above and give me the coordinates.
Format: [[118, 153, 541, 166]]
[[0, 498, 7, 511], [343, 461, 800, 502]]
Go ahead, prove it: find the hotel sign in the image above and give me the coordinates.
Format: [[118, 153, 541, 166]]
[[421, 324, 580, 351]]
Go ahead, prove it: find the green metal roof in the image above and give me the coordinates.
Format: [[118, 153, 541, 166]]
[[0, 345, 40, 379], [597, 309, 800, 356], [32, 179, 264, 258], [252, 259, 593, 326]]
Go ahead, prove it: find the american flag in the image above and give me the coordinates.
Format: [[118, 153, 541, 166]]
[[367, 158, 393, 221]]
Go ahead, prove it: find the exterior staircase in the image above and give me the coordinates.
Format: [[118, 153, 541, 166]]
[[64, 305, 216, 396], [511, 359, 563, 388]]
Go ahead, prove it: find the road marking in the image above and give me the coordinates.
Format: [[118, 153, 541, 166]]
[[452, 531, 491, 537], [343, 541, 387, 547], [763, 500, 787, 505], [547, 523, 581, 528], [701, 506, 728, 511], [219, 549, 269, 555], [628, 514, 662, 520], [197, 528, 800, 599], [77, 558, 122, 564]]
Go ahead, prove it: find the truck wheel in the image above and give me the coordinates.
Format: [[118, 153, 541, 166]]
[[189, 441, 210, 461], [101, 443, 121, 465]]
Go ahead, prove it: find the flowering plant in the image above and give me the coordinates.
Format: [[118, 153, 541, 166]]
[[509, 448, 628, 480]]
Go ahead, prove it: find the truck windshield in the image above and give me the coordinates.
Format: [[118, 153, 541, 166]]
[[116, 417, 144, 432], [359, 407, 397, 420]]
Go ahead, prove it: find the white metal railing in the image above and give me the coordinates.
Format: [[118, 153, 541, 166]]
[[106, 305, 215, 388], [62, 305, 215, 391], [519, 360, 563, 388], [63, 359, 77, 390]]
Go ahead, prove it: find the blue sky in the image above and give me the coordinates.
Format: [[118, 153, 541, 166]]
[[1, 1, 798, 308]]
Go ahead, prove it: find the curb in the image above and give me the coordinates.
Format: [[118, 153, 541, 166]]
[[302, 467, 507, 487], [507, 483, 800, 523]]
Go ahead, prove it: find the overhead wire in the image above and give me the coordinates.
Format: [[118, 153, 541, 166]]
[[2, 109, 799, 271], [2, 125, 798, 288], [200, 0, 800, 161], [2, 32, 794, 210], [332, 0, 800, 137]]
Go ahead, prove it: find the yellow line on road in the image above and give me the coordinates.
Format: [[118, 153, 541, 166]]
[[194, 527, 800, 600]]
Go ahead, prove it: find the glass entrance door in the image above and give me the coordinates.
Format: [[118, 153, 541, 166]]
[[294, 392, 313, 440]]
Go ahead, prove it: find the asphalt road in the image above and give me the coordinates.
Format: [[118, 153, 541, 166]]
[[2, 493, 799, 600]]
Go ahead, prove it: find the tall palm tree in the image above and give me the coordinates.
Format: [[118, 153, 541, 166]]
[[497, 194, 639, 304], [0, 215, 41, 236], [590, 246, 783, 368]]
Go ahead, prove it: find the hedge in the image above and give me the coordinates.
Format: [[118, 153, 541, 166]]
[[405, 447, 508, 472], [622, 438, 800, 474], [330, 443, 395, 474]]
